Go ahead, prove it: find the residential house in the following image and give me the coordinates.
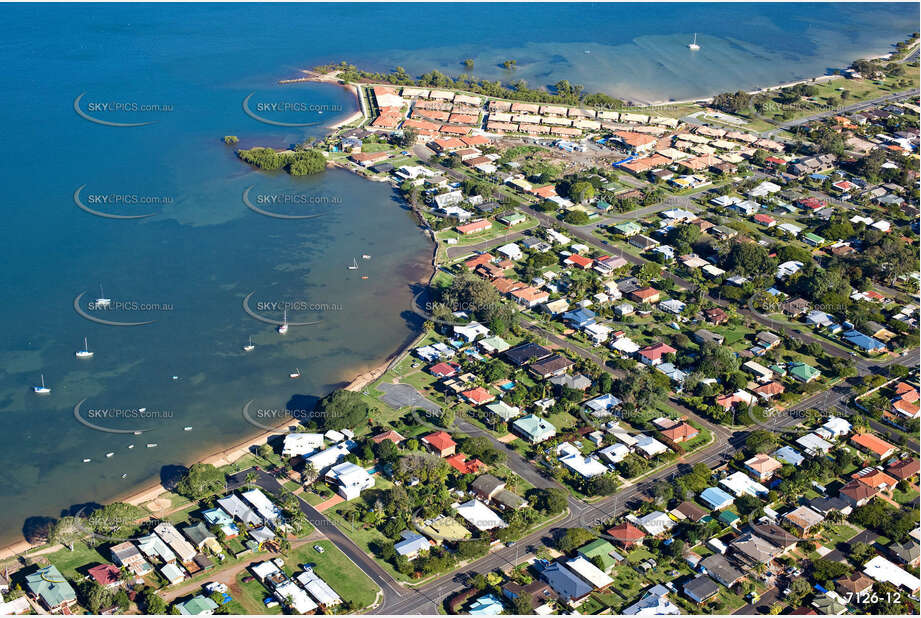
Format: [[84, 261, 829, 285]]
[[512, 414, 557, 444], [422, 431, 457, 457], [684, 575, 720, 604], [606, 522, 645, 548], [850, 433, 896, 460], [744, 454, 783, 481]]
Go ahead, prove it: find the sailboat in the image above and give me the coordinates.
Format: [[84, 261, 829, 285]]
[[33, 374, 51, 394], [243, 336, 255, 352], [83, 458, 92, 463], [95, 284, 111, 308], [289, 368, 301, 379], [76, 337, 94, 359], [688, 33, 700, 50], [347, 258, 358, 270], [277, 309, 289, 335], [361, 254, 371, 260]]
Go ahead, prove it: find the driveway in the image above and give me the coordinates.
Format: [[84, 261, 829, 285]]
[[378, 382, 441, 413]]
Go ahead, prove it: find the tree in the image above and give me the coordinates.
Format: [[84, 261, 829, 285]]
[[175, 463, 226, 500], [287, 149, 327, 176], [569, 181, 595, 203], [140, 587, 167, 614], [556, 527, 596, 553], [745, 430, 778, 455], [257, 443, 274, 461], [531, 488, 568, 515], [811, 558, 850, 583], [50, 516, 90, 551], [463, 58, 474, 71], [563, 210, 590, 225], [315, 389, 372, 430], [223, 135, 239, 145]]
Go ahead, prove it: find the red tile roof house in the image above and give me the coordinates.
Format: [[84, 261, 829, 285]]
[[839, 479, 880, 508], [87, 564, 123, 589], [850, 433, 897, 460], [429, 362, 460, 378], [753, 214, 776, 227], [456, 219, 492, 235], [510, 286, 549, 308], [445, 453, 486, 475], [464, 252, 495, 270], [636, 342, 676, 367], [530, 185, 558, 199], [371, 429, 405, 445], [660, 421, 699, 444], [422, 431, 457, 457], [350, 151, 390, 167], [753, 381, 785, 400], [704, 307, 729, 325], [607, 522, 645, 548], [744, 454, 783, 481], [429, 137, 466, 152], [564, 254, 594, 270], [629, 287, 661, 304], [796, 197, 826, 211], [460, 386, 496, 406], [851, 469, 898, 492]]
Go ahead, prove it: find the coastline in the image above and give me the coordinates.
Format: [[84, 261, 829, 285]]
[[0, 152, 436, 565]]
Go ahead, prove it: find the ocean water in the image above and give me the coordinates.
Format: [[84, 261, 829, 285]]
[[0, 2, 916, 545]]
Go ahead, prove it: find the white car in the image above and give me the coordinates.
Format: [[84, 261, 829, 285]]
[[205, 582, 228, 594], [313, 544, 325, 554]]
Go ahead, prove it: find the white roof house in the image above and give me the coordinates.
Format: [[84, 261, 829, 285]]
[[305, 442, 352, 472], [497, 242, 523, 260], [216, 494, 262, 527], [153, 522, 197, 564], [583, 322, 613, 343], [455, 499, 506, 531], [584, 394, 622, 417], [295, 568, 342, 607], [546, 229, 571, 245], [821, 416, 852, 439], [634, 511, 676, 535], [659, 299, 686, 314], [795, 432, 833, 455], [611, 336, 640, 354], [634, 434, 669, 458], [241, 488, 283, 525], [606, 422, 639, 447], [863, 556, 921, 593], [598, 443, 630, 464], [433, 190, 464, 209], [251, 560, 283, 582], [720, 471, 768, 497], [274, 580, 318, 614], [566, 555, 615, 589], [282, 433, 325, 458], [623, 584, 680, 615], [453, 321, 490, 343], [137, 533, 177, 564], [325, 462, 374, 500], [557, 442, 608, 478], [777, 223, 802, 237], [393, 530, 432, 559]]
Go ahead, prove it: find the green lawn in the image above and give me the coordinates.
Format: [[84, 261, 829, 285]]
[[36, 541, 108, 580], [233, 570, 282, 615], [286, 540, 380, 609], [893, 487, 920, 506]]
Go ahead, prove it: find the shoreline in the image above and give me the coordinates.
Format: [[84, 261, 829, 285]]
[[0, 163, 436, 564]]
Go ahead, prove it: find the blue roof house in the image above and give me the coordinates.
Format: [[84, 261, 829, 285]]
[[842, 330, 886, 354], [700, 487, 735, 511], [539, 561, 593, 601], [562, 308, 596, 329]]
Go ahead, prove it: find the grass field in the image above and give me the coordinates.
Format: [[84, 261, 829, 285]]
[[286, 539, 380, 609]]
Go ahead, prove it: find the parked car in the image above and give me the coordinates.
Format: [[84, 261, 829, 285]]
[[313, 544, 325, 554]]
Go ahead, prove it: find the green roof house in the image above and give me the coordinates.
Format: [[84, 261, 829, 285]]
[[25, 565, 77, 612], [577, 539, 621, 573], [512, 414, 557, 444], [803, 232, 825, 247], [177, 594, 219, 615], [613, 221, 642, 237], [789, 362, 821, 383], [718, 510, 740, 526], [478, 335, 511, 355], [498, 212, 526, 226]]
